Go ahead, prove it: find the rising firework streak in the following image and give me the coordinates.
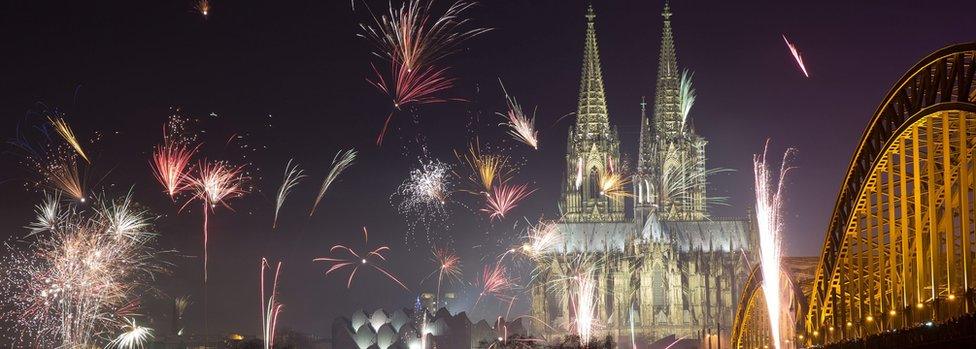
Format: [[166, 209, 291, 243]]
[[188, 161, 247, 281], [261, 258, 283, 349]]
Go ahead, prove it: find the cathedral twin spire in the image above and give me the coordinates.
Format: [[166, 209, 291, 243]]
[[561, 4, 624, 222], [652, 1, 683, 138], [576, 4, 611, 137], [565, 2, 709, 223]]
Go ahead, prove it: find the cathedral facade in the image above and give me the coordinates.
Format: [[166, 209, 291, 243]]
[[530, 3, 758, 346]]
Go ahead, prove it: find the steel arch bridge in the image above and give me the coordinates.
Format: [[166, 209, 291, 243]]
[[731, 43, 976, 349]]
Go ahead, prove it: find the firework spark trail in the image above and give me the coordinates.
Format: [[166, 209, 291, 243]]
[[48, 116, 89, 164], [482, 183, 536, 220], [107, 318, 154, 349], [575, 157, 584, 190], [0, 193, 164, 347], [532, 252, 606, 343], [151, 133, 198, 199], [359, 0, 489, 145], [679, 69, 696, 128], [314, 227, 410, 291], [753, 143, 794, 349], [572, 269, 597, 346], [498, 82, 539, 149], [47, 154, 86, 202], [782, 34, 809, 78], [273, 159, 306, 229], [456, 142, 512, 194], [194, 0, 210, 17], [261, 258, 283, 349], [188, 161, 247, 281], [310, 149, 356, 216], [475, 263, 515, 306]]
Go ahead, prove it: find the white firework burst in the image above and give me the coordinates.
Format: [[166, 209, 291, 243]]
[[393, 158, 454, 245]]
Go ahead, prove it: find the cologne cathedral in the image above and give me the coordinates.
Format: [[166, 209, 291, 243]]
[[529, 3, 758, 346]]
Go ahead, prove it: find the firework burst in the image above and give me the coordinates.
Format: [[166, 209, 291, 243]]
[[753, 142, 794, 349], [0, 193, 164, 347], [482, 183, 535, 220], [273, 159, 306, 229], [107, 318, 154, 349], [598, 166, 631, 200], [571, 269, 598, 346], [498, 83, 539, 149], [427, 247, 461, 309], [519, 220, 562, 259], [194, 0, 211, 18], [537, 253, 605, 345], [150, 127, 198, 199], [188, 160, 247, 281], [456, 142, 512, 195], [314, 227, 410, 291], [359, 0, 490, 144], [475, 263, 516, 306], [310, 149, 356, 216], [393, 158, 453, 243], [28, 191, 64, 235]]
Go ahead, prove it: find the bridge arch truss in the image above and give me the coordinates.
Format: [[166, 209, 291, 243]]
[[732, 43, 976, 348]]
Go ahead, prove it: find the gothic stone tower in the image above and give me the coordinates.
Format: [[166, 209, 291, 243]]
[[530, 3, 757, 347], [634, 1, 708, 222], [561, 4, 625, 223]]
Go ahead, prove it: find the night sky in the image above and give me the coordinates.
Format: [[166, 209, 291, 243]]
[[1, 0, 973, 339]]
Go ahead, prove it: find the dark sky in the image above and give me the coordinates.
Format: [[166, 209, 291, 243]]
[[1, 0, 973, 339]]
